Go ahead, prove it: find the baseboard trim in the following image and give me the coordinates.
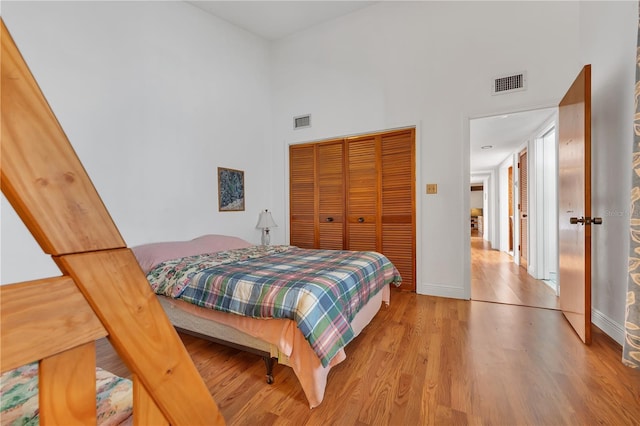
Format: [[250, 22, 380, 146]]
[[592, 308, 625, 346], [418, 283, 468, 299], [542, 279, 558, 294]]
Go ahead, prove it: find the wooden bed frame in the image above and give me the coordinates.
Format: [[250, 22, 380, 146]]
[[0, 19, 225, 425]]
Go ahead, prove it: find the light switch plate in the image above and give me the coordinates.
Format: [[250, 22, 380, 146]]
[[426, 184, 437, 194]]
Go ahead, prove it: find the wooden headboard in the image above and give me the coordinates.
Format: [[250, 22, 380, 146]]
[[0, 19, 225, 425]]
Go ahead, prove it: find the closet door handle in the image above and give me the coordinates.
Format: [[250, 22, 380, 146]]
[[326, 217, 334, 222], [358, 217, 365, 223]]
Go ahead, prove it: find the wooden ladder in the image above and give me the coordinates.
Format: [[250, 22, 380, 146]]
[[0, 19, 225, 425]]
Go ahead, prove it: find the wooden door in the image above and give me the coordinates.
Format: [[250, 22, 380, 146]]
[[345, 135, 380, 252], [317, 141, 345, 249], [558, 65, 592, 344], [381, 129, 416, 292], [289, 145, 315, 248], [519, 149, 528, 268]]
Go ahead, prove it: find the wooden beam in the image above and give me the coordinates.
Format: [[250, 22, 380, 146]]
[[133, 374, 170, 426], [0, 278, 107, 373], [39, 343, 97, 425], [57, 248, 225, 425]]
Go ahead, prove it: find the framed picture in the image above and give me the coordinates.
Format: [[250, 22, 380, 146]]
[[218, 167, 245, 211]]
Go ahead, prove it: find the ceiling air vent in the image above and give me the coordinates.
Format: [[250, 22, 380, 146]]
[[492, 72, 527, 95], [293, 114, 311, 130]]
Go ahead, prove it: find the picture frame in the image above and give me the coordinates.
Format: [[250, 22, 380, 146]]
[[217, 167, 245, 211]]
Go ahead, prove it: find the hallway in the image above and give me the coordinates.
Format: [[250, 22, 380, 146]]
[[471, 232, 560, 310]]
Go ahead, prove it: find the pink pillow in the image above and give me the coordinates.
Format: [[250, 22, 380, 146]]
[[132, 234, 253, 273]]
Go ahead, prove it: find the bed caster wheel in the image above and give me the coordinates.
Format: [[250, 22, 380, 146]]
[[263, 357, 275, 384]]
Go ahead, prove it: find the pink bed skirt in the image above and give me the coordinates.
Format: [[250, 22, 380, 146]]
[[163, 285, 390, 408]]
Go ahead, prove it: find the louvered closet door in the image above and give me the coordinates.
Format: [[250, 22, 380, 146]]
[[345, 135, 380, 252], [289, 128, 416, 291], [317, 141, 345, 249], [289, 145, 315, 248], [381, 129, 416, 292]]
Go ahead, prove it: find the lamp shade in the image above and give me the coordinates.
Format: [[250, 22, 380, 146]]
[[256, 210, 277, 229]]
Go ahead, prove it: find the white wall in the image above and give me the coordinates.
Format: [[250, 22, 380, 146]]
[[270, 1, 581, 297], [498, 159, 513, 253], [542, 126, 558, 283], [483, 173, 494, 244], [470, 191, 483, 209], [1, 1, 273, 283], [2, 0, 633, 345], [578, 1, 637, 343]]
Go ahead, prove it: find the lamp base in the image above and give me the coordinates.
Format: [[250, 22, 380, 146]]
[[261, 229, 270, 246]]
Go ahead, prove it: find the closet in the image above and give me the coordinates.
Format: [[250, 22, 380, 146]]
[[289, 128, 416, 292]]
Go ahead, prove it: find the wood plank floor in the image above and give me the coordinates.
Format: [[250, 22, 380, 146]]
[[97, 296, 640, 424], [471, 232, 560, 310]]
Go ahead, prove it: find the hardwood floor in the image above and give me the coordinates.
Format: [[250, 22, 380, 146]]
[[471, 232, 560, 310], [97, 294, 640, 424]]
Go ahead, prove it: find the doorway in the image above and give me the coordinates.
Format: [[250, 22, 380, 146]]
[[469, 108, 559, 309]]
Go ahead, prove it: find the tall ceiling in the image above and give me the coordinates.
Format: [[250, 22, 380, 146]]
[[187, 1, 377, 41], [186, 1, 557, 175]]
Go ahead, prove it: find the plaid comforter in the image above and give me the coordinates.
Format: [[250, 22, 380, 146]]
[[147, 245, 401, 366]]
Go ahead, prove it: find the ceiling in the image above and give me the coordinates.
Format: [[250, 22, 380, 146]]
[[470, 108, 556, 177], [186, 1, 556, 179], [187, 1, 377, 41]]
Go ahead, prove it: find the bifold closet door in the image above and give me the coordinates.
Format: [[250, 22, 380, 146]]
[[290, 128, 416, 292], [380, 129, 416, 292], [289, 145, 315, 248], [345, 134, 380, 252], [317, 141, 345, 249], [290, 141, 345, 249]]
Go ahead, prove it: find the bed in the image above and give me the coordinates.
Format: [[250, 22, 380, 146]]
[[132, 235, 402, 408]]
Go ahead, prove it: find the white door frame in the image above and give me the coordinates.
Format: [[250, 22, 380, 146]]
[[465, 103, 558, 300], [530, 115, 559, 291]]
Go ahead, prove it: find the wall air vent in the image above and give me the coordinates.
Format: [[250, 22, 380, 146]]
[[492, 72, 527, 95], [293, 114, 311, 129]]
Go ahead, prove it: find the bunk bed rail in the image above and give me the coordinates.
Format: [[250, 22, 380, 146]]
[[0, 18, 225, 425]]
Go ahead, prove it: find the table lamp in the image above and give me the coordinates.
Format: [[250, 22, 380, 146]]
[[256, 209, 277, 245]]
